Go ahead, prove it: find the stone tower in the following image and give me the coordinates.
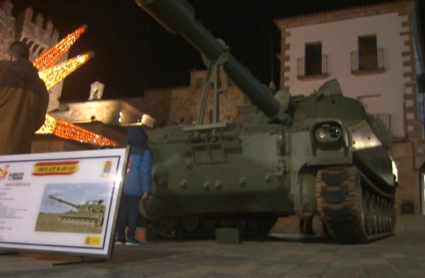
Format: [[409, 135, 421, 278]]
[[0, 0, 15, 60], [88, 81, 105, 101], [15, 6, 65, 112], [0, 0, 12, 14]]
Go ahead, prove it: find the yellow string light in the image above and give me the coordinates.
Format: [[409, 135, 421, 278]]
[[31, 25, 117, 147], [36, 113, 56, 134], [33, 24, 88, 71], [38, 51, 94, 90], [35, 114, 118, 146]]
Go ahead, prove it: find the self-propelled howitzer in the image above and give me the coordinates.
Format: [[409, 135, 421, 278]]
[[136, 0, 398, 243], [48, 195, 105, 227]]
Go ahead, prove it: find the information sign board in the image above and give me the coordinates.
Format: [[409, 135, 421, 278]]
[[0, 148, 129, 258]]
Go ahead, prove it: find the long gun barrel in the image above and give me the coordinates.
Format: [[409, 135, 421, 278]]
[[48, 195, 80, 209], [136, 0, 282, 119]]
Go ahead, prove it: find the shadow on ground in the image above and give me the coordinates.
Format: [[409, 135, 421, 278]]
[[17, 246, 187, 266], [153, 232, 336, 244]]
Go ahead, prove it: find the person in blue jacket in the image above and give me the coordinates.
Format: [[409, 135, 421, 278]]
[[116, 126, 152, 245]]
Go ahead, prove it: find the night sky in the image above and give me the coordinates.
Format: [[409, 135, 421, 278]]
[[9, 0, 425, 102]]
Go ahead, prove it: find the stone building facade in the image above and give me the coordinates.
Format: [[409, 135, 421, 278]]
[[0, 0, 66, 112], [0, 1, 14, 61], [48, 99, 144, 146], [274, 0, 425, 215], [131, 69, 245, 127], [49, 68, 246, 146]]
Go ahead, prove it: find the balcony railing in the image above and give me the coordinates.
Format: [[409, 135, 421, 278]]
[[297, 55, 328, 79], [372, 113, 391, 132], [351, 48, 384, 74]]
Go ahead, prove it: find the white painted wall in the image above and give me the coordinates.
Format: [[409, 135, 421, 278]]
[[284, 13, 412, 138]]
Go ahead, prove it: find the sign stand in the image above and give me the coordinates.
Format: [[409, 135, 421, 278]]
[[52, 256, 106, 267], [0, 148, 129, 265]]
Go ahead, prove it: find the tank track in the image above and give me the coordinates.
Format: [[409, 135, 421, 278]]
[[316, 166, 396, 244], [59, 217, 102, 227], [146, 215, 278, 239]]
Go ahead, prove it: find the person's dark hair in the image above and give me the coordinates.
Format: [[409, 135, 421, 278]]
[[9, 41, 30, 60]]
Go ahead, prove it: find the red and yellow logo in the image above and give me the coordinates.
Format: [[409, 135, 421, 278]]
[[101, 160, 113, 178], [104, 160, 112, 173], [84, 236, 101, 246], [32, 161, 79, 176], [0, 164, 9, 180]]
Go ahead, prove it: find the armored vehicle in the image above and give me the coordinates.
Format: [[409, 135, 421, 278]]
[[48, 195, 105, 227], [135, 0, 398, 243]]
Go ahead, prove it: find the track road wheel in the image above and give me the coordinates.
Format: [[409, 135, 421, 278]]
[[219, 218, 233, 228], [156, 218, 179, 237], [234, 218, 247, 232], [365, 191, 373, 236], [317, 166, 395, 243], [247, 218, 259, 234], [201, 218, 218, 235], [180, 217, 201, 237], [257, 216, 278, 236]]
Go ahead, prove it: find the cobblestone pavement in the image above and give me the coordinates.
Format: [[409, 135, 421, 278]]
[[1, 233, 425, 278]]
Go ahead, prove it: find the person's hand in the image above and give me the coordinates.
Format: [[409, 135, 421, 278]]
[[142, 191, 149, 200]]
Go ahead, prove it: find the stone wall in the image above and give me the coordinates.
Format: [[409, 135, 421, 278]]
[[15, 6, 65, 113], [50, 100, 144, 126], [0, 1, 66, 112], [390, 141, 420, 215], [188, 86, 244, 124], [169, 87, 197, 124], [15, 7, 59, 61], [126, 88, 176, 128], [139, 70, 245, 126], [0, 0, 15, 60], [187, 70, 244, 124]]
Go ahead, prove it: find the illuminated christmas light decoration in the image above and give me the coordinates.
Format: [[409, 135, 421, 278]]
[[33, 24, 88, 71], [31, 25, 117, 147], [36, 114, 118, 146], [38, 51, 95, 90], [35, 51, 115, 146]]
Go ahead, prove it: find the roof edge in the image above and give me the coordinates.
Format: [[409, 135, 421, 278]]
[[274, 0, 416, 28]]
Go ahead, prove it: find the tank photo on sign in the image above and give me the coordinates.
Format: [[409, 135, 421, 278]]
[[35, 183, 110, 234]]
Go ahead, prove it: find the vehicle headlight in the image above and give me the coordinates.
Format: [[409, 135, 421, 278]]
[[314, 124, 342, 143]]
